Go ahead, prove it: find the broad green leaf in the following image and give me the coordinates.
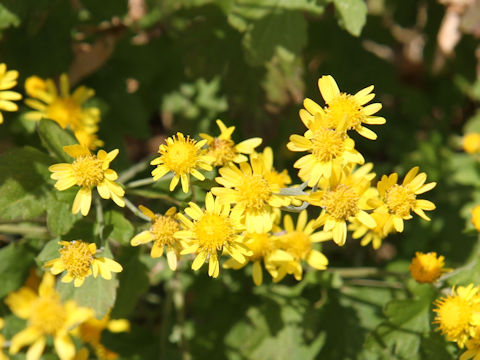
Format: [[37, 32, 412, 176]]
[[0, 3, 20, 32], [37, 119, 78, 162], [104, 210, 134, 245], [0, 147, 52, 221], [333, 0, 367, 36], [46, 188, 80, 236], [0, 243, 35, 298], [36, 239, 60, 266]]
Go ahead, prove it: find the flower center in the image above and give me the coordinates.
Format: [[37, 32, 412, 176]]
[[194, 212, 235, 252], [209, 138, 236, 166], [151, 215, 180, 248], [246, 233, 274, 260], [384, 184, 416, 217], [281, 232, 311, 260], [237, 174, 272, 210], [310, 128, 345, 162], [60, 241, 94, 278], [435, 297, 472, 337], [322, 184, 359, 220], [30, 297, 67, 334], [47, 97, 81, 129], [161, 139, 199, 174], [72, 155, 104, 187], [325, 93, 364, 130]]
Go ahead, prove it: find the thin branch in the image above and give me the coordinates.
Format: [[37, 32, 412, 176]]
[[124, 197, 151, 221]]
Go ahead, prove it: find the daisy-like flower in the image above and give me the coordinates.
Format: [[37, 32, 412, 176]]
[[24, 74, 102, 149], [375, 166, 436, 233], [287, 111, 364, 187], [471, 206, 480, 231], [151, 132, 213, 193], [274, 210, 330, 281], [0, 318, 7, 360], [461, 336, 480, 360], [433, 284, 480, 347], [301, 75, 385, 140], [130, 206, 182, 270], [200, 119, 262, 166], [212, 156, 291, 233], [409, 251, 448, 283], [49, 144, 125, 216], [254, 147, 291, 189], [175, 192, 251, 278], [0, 63, 22, 124], [463, 133, 480, 154], [349, 209, 392, 249], [44, 240, 123, 287], [5, 272, 93, 360]]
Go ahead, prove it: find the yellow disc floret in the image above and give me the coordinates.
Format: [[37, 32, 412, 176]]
[[72, 155, 104, 187], [311, 128, 345, 162], [59, 240, 94, 279], [324, 93, 364, 130], [194, 213, 235, 252], [384, 184, 416, 217], [237, 174, 272, 210], [409, 251, 446, 283], [30, 297, 67, 335], [322, 184, 359, 220]]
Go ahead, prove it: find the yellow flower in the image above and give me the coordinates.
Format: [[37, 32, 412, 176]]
[[461, 336, 480, 360], [44, 240, 123, 287], [0, 318, 7, 360], [409, 251, 448, 283], [253, 147, 292, 189], [376, 166, 436, 232], [287, 111, 364, 187], [24, 74, 102, 149], [130, 206, 182, 270], [471, 206, 480, 231], [463, 133, 480, 154], [5, 272, 93, 360], [274, 210, 330, 281], [0, 63, 22, 124], [349, 209, 392, 249], [200, 119, 262, 166], [76, 312, 129, 360], [433, 284, 480, 347], [150, 132, 213, 193], [49, 144, 125, 216], [301, 75, 385, 139], [212, 157, 291, 233], [175, 192, 251, 278]]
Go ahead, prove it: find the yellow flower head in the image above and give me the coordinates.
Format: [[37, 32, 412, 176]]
[[253, 147, 292, 189], [212, 156, 291, 233], [49, 144, 125, 216], [0, 63, 22, 124], [24, 74, 102, 149], [350, 209, 392, 249], [433, 284, 480, 347], [5, 272, 93, 360], [200, 119, 262, 166], [300, 75, 385, 139], [288, 111, 364, 187], [471, 206, 480, 231], [463, 133, 480, 154], [376, 166, 436, 233], [409, 251, 447, 283], [130, 206, 182, 270], [175, 192, 251, 278], [461, 335, 480, 360], [44, 240, 123, 287], [150, 132, 213, 193]]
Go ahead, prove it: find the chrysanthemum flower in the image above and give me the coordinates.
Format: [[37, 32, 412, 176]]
[[200, 119, 262, 166], [44, 240, 123, 287], [24, 74, 102, 149], [5, 272, 93, 360], [130, 206, 183, 270], [433, 284, 480, 347], [349, 209, 391, 249], [175, 192, 251, 278], [471, 206, 480, 231], [409, 251, 448, 283], [274, 210, 330, 281], [287, 111, 364, 187], [463, 133, 480, 154], [375, 166, 436, 232], [461, 336, 480, 360], [0, 63, 22, 124], [151, 132, 213, 193], [49, 144, 125, 216], [212, 157, 291, 233], [301, 75, 385, 140]]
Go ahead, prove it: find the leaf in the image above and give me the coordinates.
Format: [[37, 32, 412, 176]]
[[0, 147, 52, 221], [0, 243, 35, 298], [0, 3, 20, 32], [333, 0, 367, 36], [104, 210, 134, 245], [36, 239, 60, 266], [46, 188, 80, 236], [37, 119, 78, 162]]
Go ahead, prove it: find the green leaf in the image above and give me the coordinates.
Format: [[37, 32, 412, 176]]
[[46, 188, 80, 236], [36, 239, 60, 265], [0, 3, 20, 32], [37, 119, 78, 162], [333, 0, 367, 36], [104, 210, 134, 245], [0, 243, 35, 298], [0, 147, 52, 221]]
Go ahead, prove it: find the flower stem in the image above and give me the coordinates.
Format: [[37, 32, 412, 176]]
[[124, 197, 151, 221]]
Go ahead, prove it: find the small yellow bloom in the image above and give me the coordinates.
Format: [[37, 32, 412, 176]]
[[175, 192, 251, 278], [200, 119, 262, 166], [349, 209, 392, 249], [5, 272, 93, 360], [409, 251, 447, 283], [24, 74, 102, 149], [471, 206, 480, 231], [130, 206, 183, 270], [463, 133, 480, 154], [151, 132, 213, 193], [253, 147, 292, 189], [461, 336, 480, 360], [49, 144, 125, 216], [44, 240, 123, 287], [0, 63, 22, 124]]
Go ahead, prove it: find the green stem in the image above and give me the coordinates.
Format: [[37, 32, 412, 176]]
[[328, 267, 405, 278], [124, 197, 151, 221], [343, 279, 404, 289], [0, 224, 49, 236], [171, 274, 191, 360], [126, 177, 157, 188]]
